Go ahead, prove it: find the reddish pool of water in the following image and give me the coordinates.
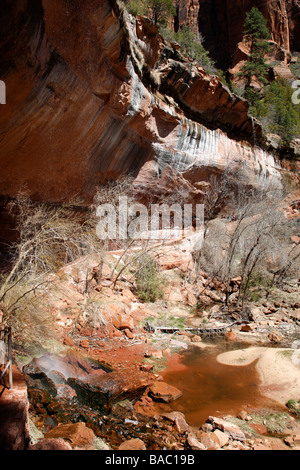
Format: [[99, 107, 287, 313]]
[[159, 342, 281, 427]]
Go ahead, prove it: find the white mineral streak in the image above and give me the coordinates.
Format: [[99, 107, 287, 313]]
[[153, 116, 282, 189], [125, 32, 281, 190], [126, 60, 149, 117]]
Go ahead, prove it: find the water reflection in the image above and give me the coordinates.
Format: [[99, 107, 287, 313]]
[[159, 341, 281, 427]]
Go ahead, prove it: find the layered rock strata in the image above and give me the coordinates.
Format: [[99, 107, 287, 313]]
[[0, 0, 282, 208]]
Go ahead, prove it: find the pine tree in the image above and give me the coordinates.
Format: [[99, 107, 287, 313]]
[[148, 0, 175, 25], [128, 0, 175, 25], [240, 7, 271, 102]]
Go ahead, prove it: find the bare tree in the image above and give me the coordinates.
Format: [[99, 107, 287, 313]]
[[0, 190, 104, 332], [194, 175, 296, 308]]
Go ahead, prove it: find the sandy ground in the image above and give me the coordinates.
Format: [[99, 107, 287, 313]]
[[217, 347, 300, 405]]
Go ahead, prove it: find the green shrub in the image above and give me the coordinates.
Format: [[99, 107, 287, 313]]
[[160, 25, 218, 75], [135, 255, 164, 302], [251, 410, 293, 434], [250, 77, 300, 144], [239, 7, 271, 101], [286, 399, 300, 416], [127, 0, 175, 25], [290, 53, 300, 78]]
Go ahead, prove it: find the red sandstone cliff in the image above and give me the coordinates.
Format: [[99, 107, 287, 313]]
[[0, 0, 282, 213]]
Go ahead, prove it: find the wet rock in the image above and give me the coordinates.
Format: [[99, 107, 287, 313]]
[[64, 349, 97, 376], [47, 370, 66, 385], [27, 388, 52, 407], [24, 365, 57, 398], [56, 384, 77, 400], [118, 438, 146, 450], [24, 350, 106, 388], [68, 369, 153, 412], [148, 382, 182, 403], [163, 411, 189, 433], [45, 422, 96, 450]]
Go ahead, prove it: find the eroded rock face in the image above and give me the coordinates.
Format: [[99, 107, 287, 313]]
[[0, 0, 282, 209]]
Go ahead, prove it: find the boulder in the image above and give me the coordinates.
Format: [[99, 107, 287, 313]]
[[68, 369, 153, 412], [191, 335, 202, 342], [113, 314, 135, 332], [207, 416, 246, 441], [268, 331, 284, 343], [199, 432, 220, 450], [156, 249, 192, 272], [225, 330, 237, 342], [240, 324, 256, 332], [148, 381, 182, 403], [45, 422, 96, 450], [213, 429, 229, 447], [118, 438, 146, 450], [29, 438, 72, 450], [23, 350, 106, 391], [23, 361, 57, 398], [80, 339, 89, 349], [124, 328, 134, 339], [186, 433, 206, 450], [163, 411, 189, 433]]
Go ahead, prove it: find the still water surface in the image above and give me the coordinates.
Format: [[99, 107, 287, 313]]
[[159, 341, 281, 427]]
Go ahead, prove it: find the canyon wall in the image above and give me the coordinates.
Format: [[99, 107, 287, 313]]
[[0, 0, 282, 211], [176, 0, 300, 70]]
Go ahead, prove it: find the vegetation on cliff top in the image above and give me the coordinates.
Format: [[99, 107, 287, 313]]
[[239, 7, 271, 101], [237, 8, 300, 145], [126, 2, 300, 145]]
